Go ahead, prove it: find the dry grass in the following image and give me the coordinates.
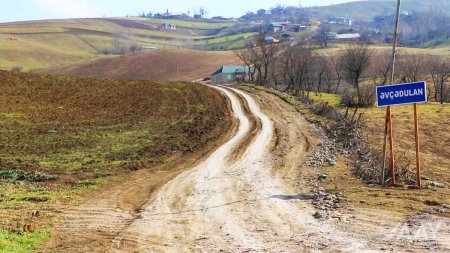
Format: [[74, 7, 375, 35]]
[[255, 86, 450, 215], [363, 103, 450, 185], [309, 92, 450, 187], [320, 44, 450, 58], [322, 156, 450, 216], [320, 96, 450, 215]]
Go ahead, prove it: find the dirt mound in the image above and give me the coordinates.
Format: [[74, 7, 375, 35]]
[[42, 49, 240, 81]]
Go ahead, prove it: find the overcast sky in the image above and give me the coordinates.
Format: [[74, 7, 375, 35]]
[[0, 0, 359, 23]]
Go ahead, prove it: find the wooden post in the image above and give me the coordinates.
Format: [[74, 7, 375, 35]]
[[414, 103, 421, 186], [381, 111, 389, 185], [382, 0, 401, 186], [387, 106, 396, 185]]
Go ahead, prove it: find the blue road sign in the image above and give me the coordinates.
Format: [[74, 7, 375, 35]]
[[376, 81, 427, 107]]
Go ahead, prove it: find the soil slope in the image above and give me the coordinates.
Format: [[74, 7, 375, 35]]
[[41, 49, 240, 81], [0, 71, 232, 251]]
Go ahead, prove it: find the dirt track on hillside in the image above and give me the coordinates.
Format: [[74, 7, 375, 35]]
[[46, 87, 450, 252]]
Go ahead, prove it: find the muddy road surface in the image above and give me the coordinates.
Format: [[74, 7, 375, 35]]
[[49, 87, 449, 253]]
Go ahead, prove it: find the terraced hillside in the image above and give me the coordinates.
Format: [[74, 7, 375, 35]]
[[42, 48, 241, 81], [0, 17, 253, 71]]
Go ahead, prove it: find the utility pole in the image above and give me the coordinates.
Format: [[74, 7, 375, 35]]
[[381, 0, 401, 186]]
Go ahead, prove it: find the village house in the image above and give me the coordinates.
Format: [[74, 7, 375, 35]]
[[335, 33, 361, 41], [135, 46, 158, 52], [211, 66, 248, 84], [287, 24, 307, 32], [265, 35, 280, 44], [325, 17, 352, 26], [269, 23, 288, 32], [257, 9, 269, 17], [160, 22, 176, 30], [194, 14, 202, 19]]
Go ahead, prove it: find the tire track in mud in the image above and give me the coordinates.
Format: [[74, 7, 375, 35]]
[[111, 87, 374, 252], [110, 87, 256, 252]]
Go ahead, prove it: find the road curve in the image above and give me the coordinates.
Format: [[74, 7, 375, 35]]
[[108, 87, 379, 252], [49, 86, 449, 253], [110, 87, 252, 252]]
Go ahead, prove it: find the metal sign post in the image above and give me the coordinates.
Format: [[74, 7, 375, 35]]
[[377, 81, 427, 187]]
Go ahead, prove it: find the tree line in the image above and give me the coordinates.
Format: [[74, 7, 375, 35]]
[[235, 35, 450, 106]]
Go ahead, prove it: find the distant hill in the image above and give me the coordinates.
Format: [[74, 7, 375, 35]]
[[0, 18, 247, 71], [41, 49, 241, 81], [309, 0, 450, 20]]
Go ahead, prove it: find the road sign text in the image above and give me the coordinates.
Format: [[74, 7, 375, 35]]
[[376, 82, 427, 107]]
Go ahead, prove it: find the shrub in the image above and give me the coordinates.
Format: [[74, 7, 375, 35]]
[[340, 84, 376, 107], [10, 66, 23, 72], [443, 83, 450, 103], [100, 48, 113, 55], [0, 169, 57, 183]]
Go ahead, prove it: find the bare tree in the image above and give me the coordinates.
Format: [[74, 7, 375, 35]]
[[398, 53, 426, 83], [313, 55, 331, 93], [372, 53, 392, 86], [314, 24, 332, 48], [280, 46, 315, 97], [427, 56, 450, 104], [237, 34, 282, 86], [259, 36, 282, 86], [235, 47, 256, 83], [329, 51, 345, 93], [342, 43, 371, 99], [199, 7, 208, 18], [112, 29, 138, 55], [280, 46, 297, 91]]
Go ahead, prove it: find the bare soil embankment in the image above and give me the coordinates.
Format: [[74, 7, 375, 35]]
[[0, 70, 232, 251]]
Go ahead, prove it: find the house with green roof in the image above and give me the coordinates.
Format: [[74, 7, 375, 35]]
[[211, 66, 248, 85]]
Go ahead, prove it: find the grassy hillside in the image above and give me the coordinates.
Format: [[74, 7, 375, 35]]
[[0, 17, 252, 71], [310, 0, 450, 20], [0, 70, 230, 250], [41, 48, 241, 81]]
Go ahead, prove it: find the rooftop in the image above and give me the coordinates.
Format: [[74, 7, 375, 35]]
[[212, 66, 246, 75]]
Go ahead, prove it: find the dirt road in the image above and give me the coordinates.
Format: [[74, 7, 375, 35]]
[[50, 87, 449, 252], [108, 86, 369, 252]]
